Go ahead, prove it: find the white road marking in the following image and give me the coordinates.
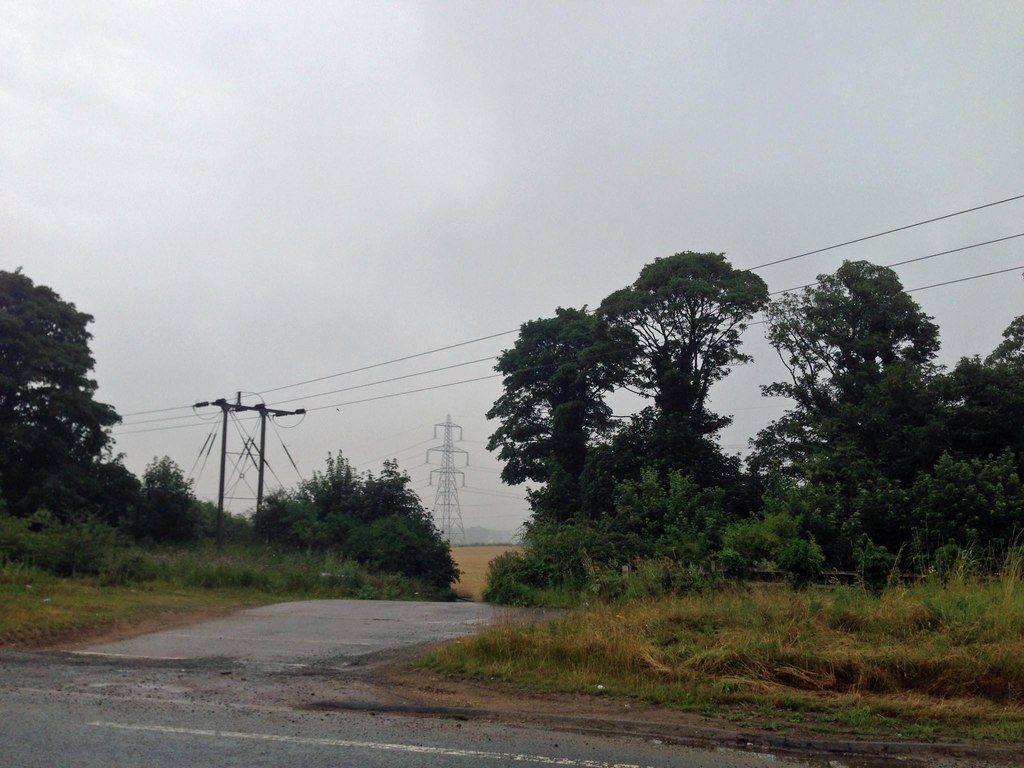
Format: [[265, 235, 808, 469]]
[[70, 652, 187, 660], [90, 721, 654, 767], [141, 632, 377, 645]]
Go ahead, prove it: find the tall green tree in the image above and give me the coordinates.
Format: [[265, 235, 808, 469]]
[[598, 252, 768, 433], [577, 252, 765, 522], [754, 261, 943, 558], [763, 260, 939, 413], [931, 314, 1024, 475], [756, 260, 941, 481], [986, 313, 1024, 368], [0, 269, 131, 520], [487, 307, 631, 520]]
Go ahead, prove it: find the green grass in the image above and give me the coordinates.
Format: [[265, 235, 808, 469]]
[[425, 555, 1024, 742], [0, 565, 265, 646]]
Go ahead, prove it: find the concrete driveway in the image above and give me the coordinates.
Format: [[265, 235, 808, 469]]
[[75, 599, 514, 669]]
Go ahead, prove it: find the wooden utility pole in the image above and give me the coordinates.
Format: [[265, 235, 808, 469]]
[[195, 395, 305, 545]]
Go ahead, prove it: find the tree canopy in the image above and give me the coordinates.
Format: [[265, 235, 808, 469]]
[[764, 260, 939, 411], [486, 307, 632, 520], [0, 269, 130, 520], [599, 252, 768, 432], [127, 456, 201, 543], [986, 313, 1024, 368]]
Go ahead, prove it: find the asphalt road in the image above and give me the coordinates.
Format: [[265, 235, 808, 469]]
[[74, 599, 509, 670], [0, 599, 1009, 767], [2, 685, 813, 768]]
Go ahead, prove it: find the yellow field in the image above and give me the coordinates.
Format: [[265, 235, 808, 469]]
[[451, 546, 521, 601]]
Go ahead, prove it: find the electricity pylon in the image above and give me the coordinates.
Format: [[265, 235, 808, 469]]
[[427, 414, 467, 545]]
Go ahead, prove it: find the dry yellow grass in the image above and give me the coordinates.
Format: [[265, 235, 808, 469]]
[[451, 546, 521, 601], [428, 576, 1024, 741]]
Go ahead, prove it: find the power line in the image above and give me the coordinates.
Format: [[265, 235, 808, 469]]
[[119, 404, 195, 418], [747, 193, 1024, 271], [118, 247, 1014, 429], [768, 233, 1024, 296], [186, 428, 217, 481], [269, 355, 496, 407], [462, 486, 527, 500], [353, 438, 436, 469], [118, 258, 1011, 431], [270, 418, 304, 483], [748, 262, 1024, 327], [114, 200, 1024, 422], [907, 263, 1024, 294], [114, 418, 254, 436], [121, 411, 212, 427], [304, 373, 502, 413], [258, 329, 517, 396]]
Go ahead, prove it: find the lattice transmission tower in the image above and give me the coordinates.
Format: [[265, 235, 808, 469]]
[[427, 414, 468, 545]]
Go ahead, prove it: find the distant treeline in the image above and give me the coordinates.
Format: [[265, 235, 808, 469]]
[[0, 269, 456, 591]]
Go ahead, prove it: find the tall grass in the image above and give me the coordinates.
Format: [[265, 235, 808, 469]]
[[143, 544, 446, 599], [427, 549, 1024, 741]]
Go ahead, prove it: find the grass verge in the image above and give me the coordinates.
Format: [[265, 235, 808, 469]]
[[424, 563, 1024, 742], [0, 568, 268, 647], [1, 544, 454, 647]]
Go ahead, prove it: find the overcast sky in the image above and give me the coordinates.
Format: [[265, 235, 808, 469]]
[[3, 1, 1022, 538]]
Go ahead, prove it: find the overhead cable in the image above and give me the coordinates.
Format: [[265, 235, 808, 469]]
[[269, 355, 496, 407], [113, 414, 259, 436], [907, 263, 1024, 294], [748, 193, 1024, 271], [769, 232, 1024, 296], [259, 329, 517, 396], [749, 262, 1024, 326], [119, 403, 195, 418], [304, 374, 502, 413]]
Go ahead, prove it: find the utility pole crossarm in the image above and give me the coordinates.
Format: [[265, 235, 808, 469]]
[[193, 395, 306, 545]]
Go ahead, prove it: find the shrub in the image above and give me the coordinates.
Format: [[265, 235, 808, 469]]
[[0, 510, 144, 579], [911, 450, 1024, 554], [777, 537, 825, 588], [484, 550, 541, 605], [855, 539, 897, 594]]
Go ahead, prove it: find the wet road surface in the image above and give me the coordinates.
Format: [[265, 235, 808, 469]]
[[1, 599, 1011, 767]]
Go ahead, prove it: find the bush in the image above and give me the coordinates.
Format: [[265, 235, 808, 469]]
[[856, 539, 897, 594], [346, 513, 459, 590], [614, 469, 727, 561], [720, 511, 799, 568], [911, 450, 1024, 554], [483, 550, 543, 605], [98, 548, 152, 586], [0, 510, 140, 578], [125, 457, 202, 544], [777, 537, 825, 588]]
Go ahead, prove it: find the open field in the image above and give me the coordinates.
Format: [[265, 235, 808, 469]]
[[452, 546, 520, 601], [427, 569, 1024, 742]]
